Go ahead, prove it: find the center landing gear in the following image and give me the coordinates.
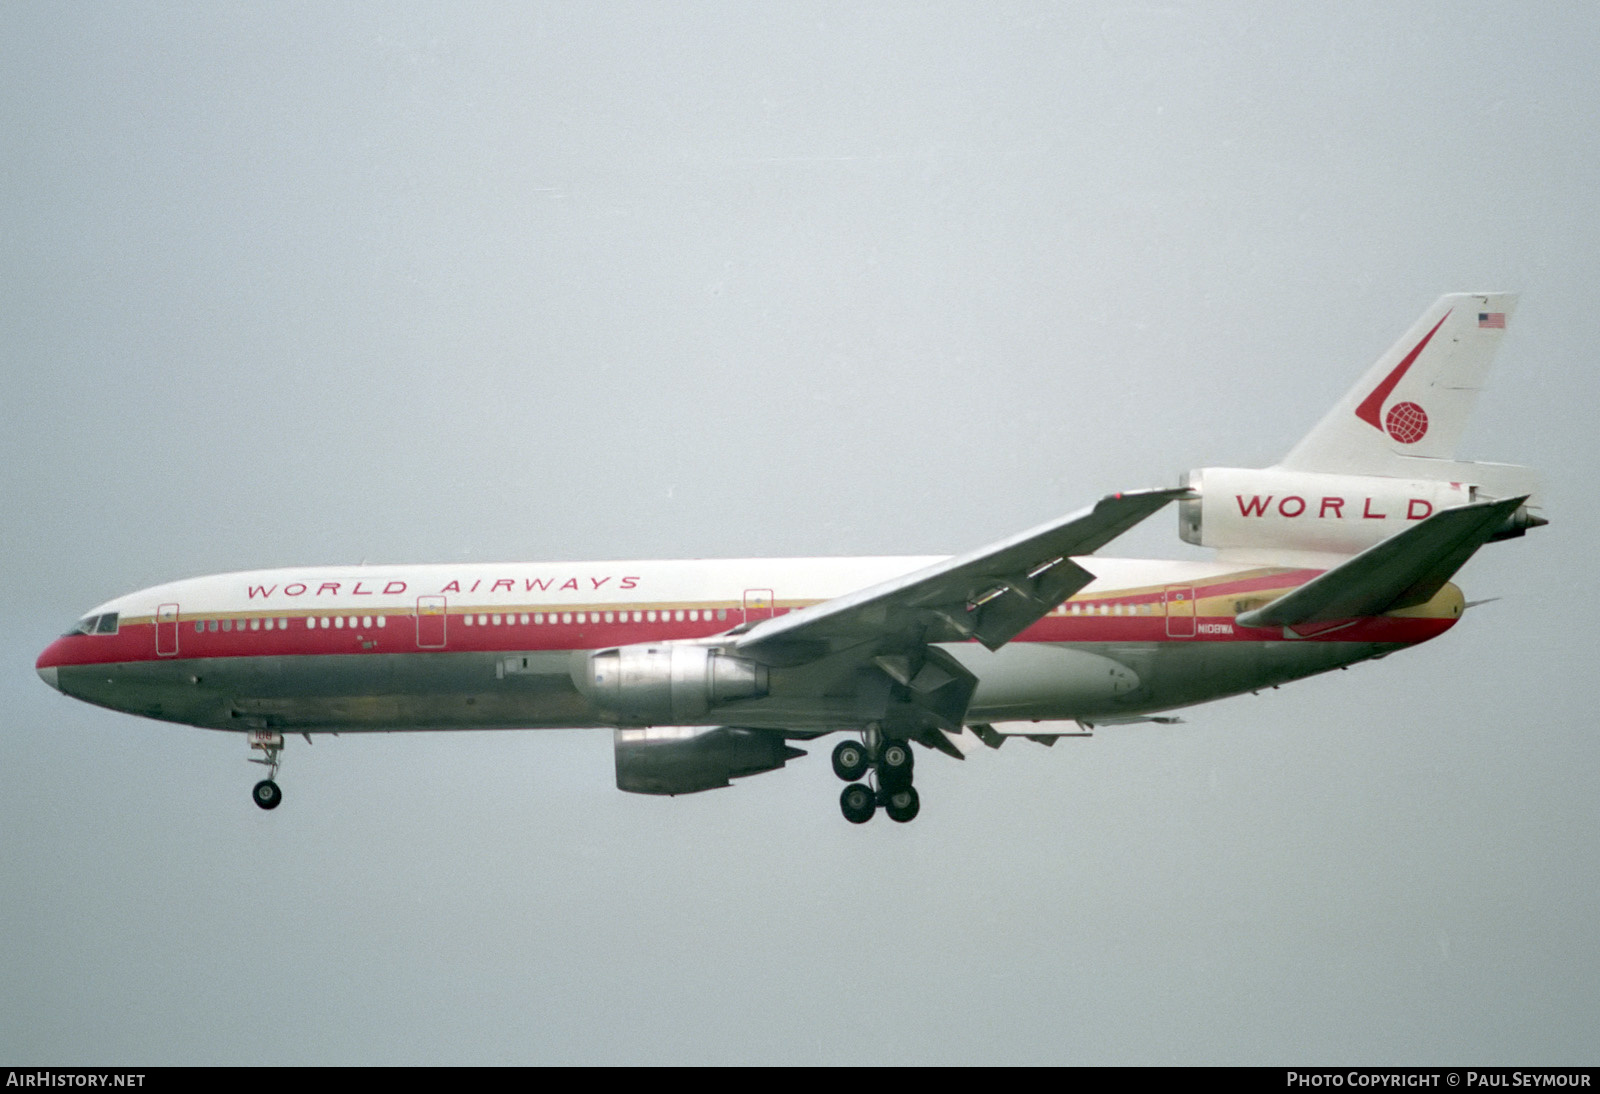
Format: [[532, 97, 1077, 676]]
[[248, 730, 284, 811], [832, 732, 921, 824]]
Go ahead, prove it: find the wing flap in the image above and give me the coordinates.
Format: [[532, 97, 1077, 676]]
[[1235, 495, 1526, 628]]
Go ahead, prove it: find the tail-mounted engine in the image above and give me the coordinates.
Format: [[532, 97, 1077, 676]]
[[1179, 467, 1542, 555], [575, 643, 769, 724]]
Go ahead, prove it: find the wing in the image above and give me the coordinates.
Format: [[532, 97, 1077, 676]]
[[732, 487, 1184, 660], [721, 487, 1182, 743]]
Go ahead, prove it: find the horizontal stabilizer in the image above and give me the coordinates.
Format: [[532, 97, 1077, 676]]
[[1236, 496, 1526, 628]]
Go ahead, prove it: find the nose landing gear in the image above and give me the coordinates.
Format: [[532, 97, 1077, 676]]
[[248, 730, 283, 811]]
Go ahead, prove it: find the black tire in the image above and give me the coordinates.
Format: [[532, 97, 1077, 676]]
[[831, 740, 869, 782], [885, 785, 920, 824], [839, 782, 876, 824], [252, 779, 282, 811], [878, 740, 914, 788]]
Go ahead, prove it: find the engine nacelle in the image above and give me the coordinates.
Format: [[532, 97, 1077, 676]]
[[576, 643, 769, 724], [1179, 467, 1506, 555], [613, 726, 804, 795]]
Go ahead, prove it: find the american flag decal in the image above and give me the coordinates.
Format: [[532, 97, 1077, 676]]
[[1479, 312, 1506, 329]]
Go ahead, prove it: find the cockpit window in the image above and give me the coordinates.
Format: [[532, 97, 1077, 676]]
[[66, 613, 119, 636]]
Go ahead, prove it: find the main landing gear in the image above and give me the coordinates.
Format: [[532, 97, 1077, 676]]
[[248, 730, 284, 811], [832, 731, 921, 825]]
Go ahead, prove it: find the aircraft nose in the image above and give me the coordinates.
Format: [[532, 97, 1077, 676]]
[[36, 641, 65, 692]]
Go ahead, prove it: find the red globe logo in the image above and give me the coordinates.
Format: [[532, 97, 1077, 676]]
[[1385, 401, 1429, 443]]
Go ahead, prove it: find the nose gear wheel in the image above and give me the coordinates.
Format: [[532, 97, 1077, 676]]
[[247, 730, 285, 811]]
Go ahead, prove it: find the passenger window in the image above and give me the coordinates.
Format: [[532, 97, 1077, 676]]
[[717, 609, 727, 622], [376, 616, 386, 628], [534, 613, 544, 624], [194, 620, 205, 633], [208, 620, 218, 632]]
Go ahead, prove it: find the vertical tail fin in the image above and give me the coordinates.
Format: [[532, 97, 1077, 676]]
[[1278, 293, 1518, 475]]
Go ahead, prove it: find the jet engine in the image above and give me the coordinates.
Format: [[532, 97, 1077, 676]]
[[613, 726, 805, 795], [1178, 467, 1542, 555], [575, 643, 769, 724]]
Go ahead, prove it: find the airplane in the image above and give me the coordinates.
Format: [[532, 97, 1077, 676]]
[[35, 293, 1545, 823]]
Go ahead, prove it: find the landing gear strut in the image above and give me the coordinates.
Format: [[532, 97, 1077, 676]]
[[832, 729, 921, 824], [248, 730, 284, 811]]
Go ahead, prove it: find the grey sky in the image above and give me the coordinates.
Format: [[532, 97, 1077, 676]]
[[3, 2, 1596, 1064]]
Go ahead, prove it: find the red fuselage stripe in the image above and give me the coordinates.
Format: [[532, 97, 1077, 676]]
[[37, 609, 1454, 669]]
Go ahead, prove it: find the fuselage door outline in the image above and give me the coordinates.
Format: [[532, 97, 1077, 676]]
[[743, 588, 775, 625], [156, 603, 180, 657], [1164, 585, 1196, 638], [416, 595, 448, 649]]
